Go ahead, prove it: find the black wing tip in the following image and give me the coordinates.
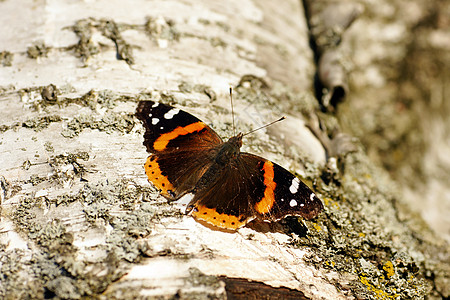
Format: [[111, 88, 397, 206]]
[[135, 101, 157, 152], [302, 197, 324, 220], [135, 100, 156, 120]]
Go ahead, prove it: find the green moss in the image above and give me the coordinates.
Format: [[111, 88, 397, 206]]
[[186, 267, 222, 289], [144, 16, 180, 43], [22, 115, 62, 131], [178, 81, 193, 93], [0, 51, 13, 66], [61, 111, 134, 138], [28, 174, 46, 186], [71, 18, 99, 63], [210, 37, 227, 48], [43, 141, 54, 152], [99, 19, 134, 65], [27, 41, 50, 59], [70, 18, 135, 65], [0, 250, 46, 299]]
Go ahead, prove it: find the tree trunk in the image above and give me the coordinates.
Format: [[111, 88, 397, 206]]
[[1, 0, 448, 299]]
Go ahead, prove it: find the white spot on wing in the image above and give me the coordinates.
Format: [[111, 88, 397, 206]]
[[289, 199, 297, 207], [148, 113, 152, 117], [289, 178, 300, 194], [310, 193, 316, 201], [300, 203, 304, 207], [164, 108, 180, 119], [152, 102, 159, 108], [152, 118, 159, 125]]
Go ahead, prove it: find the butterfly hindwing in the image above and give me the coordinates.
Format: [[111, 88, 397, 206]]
[[187, 153, 323, 229], [136, 101, 222, 199], [186, 153, 266, 229]]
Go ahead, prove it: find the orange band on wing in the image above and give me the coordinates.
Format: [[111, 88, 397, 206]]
[[144, 155, 175, 197], [255, 161, 276, 214], [191, 205, 247, 230], [153, 121, 206, 151]]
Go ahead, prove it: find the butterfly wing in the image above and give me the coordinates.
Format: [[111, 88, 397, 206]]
[[136, 101, 222, 199], [186, 153, 265, 229], [252, 154, 324, 222], [186, 153, 323, 230]]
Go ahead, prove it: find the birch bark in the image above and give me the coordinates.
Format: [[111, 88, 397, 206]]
[[0, 0, 448, 299]]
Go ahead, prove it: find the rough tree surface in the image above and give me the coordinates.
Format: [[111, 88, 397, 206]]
[[0, 0, 449, 299]]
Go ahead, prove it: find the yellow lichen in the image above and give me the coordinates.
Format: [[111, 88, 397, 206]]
[[383, 261, 395, 278], [360, 276, 399, 299], [323, 197, 339, 209], [313, 223, 322, 231], [325, 261, 336, 267]]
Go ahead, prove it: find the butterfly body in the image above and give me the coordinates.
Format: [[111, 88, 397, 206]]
[[136, 101, 323, 230]]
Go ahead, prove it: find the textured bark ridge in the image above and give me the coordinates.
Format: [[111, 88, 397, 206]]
[[1, 0, 449, 299]]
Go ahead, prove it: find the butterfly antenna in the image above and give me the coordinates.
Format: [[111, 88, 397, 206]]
[[229, 87, 236, 136], [243, 116, 286, 136]]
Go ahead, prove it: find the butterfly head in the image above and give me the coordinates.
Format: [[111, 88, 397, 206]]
[[227, 132, 243, 148], [215, 133, 243, 165]]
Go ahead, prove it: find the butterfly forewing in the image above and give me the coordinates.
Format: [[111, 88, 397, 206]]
[[136, 101, 222, 199], [258, 159, 324, 221], [136, 101, 222, 153]]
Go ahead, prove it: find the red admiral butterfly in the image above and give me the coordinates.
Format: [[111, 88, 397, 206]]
[[136, 99, 323, 230]]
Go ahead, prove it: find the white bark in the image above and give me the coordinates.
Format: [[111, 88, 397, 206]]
[[1, 0, 448, 299]]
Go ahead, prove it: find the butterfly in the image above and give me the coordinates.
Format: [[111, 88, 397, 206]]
[[136, 100, 323, 230]]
